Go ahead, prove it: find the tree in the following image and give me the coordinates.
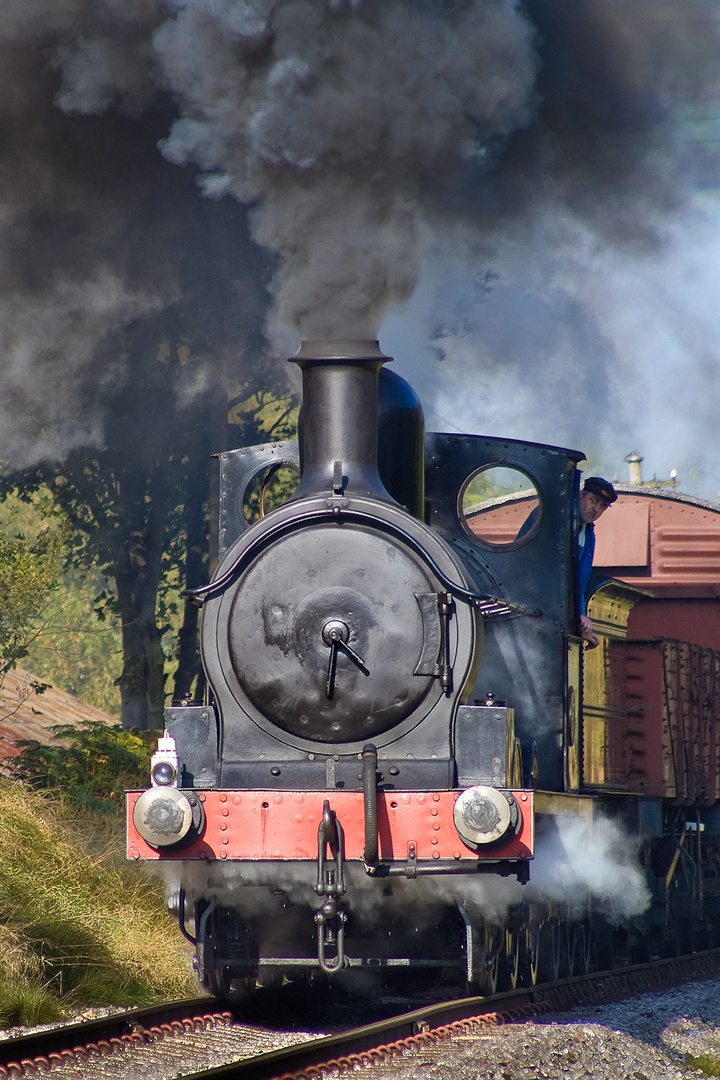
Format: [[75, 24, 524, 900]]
[[0, 497, 65, 682], [2, 342, 297, 729], [0, 86, 297, 728]]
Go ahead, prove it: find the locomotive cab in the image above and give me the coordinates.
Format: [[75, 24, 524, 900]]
[[424, 432, 587, 794]]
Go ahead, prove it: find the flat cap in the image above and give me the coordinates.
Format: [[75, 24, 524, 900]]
[[583, 476, 617, 506]]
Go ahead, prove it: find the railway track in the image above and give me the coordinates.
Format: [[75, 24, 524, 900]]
[[3, 949, 720, 1079], [0, 998, 232, 1077]]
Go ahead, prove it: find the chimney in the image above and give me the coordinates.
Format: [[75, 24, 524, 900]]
[[625, 451, 643, 485], [289, 339, 394, 503]]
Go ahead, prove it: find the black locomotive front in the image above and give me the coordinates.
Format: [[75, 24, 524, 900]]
[[127, 340, 542, 992], [201, 340, 483, 782]]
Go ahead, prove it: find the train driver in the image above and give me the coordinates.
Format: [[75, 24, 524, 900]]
[[517, 474, 617, 649], [577, 476, 617, 648]]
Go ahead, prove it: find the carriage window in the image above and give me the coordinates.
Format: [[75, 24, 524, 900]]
[[459, 466, 541, 548], [241, 462, 301, 525]]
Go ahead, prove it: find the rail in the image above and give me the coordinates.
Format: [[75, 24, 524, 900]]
[[177, 948, 720, 1079], [4, 949, 720, 1079]]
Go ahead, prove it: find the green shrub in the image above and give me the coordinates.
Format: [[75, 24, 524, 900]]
[[686, 1053, 720, 1077], [7, 719, 155, 817], [0, 715, 195, 1018], [0, 983, 65, 1029]]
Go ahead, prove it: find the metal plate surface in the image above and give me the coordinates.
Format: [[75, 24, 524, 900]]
[[126, 788, 534, 863]]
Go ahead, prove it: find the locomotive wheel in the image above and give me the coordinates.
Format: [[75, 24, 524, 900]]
[[197, 900, 259, 1003], [630, 925, 655, 963], [498, 927, 520, 992], [537, 920, 561, 983], [518, 925, 540, 987], [476, 923, 502, 996], [205, 962, 257, 1003], [567, 921, 592, 976], [674, 917, 698, 956], [206, 965, 233, 999], [205, 964, 226, 998], [646, 925, 666, 961], [592, 922, 615, 971]]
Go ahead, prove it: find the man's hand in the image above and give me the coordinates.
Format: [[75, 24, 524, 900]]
[[580, 614, 599, 649]]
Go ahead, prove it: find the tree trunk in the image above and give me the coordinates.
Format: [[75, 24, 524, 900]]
[[115, 462, 169, 730], [172, 472, 208, 702], [115, 571, 149, 729]]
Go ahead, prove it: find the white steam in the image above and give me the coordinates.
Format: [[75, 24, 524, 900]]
[[529, 815, 650, 921], [378, 0, 720, 497], [385, 191, 720, 497], [164, 812, 649, 943]]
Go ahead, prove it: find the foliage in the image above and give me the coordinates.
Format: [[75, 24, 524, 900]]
[[20, 564, 122, 716], [462, 466, 537, 510], [0, 492, 123, 717], [0, 778, 194, 1014], [7, 720, 155, 817], [0, 493, 65, 679], [0, 489, 123, 713], [241, 462, 301, 526], [686, 1053, 720, 1076], [1, 345, 299, 728], [0, 981, 65, 1030], [227, 383, 299, 436], [0, 917, 66, 1027]]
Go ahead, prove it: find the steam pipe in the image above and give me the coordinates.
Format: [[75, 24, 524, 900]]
[[362, 743, 378, 870], [183, 506, 541, 617]]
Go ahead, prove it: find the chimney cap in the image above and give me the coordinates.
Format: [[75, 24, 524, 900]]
[[624, 451, 643, 464], [292, 339, 391, 363]]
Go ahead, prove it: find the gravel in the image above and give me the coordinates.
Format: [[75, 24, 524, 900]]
[[5, 977, 720, 1077], [323, 976, 720, 1080]]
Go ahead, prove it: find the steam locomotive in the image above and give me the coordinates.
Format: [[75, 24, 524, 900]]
[[126, 339, 720, 997]]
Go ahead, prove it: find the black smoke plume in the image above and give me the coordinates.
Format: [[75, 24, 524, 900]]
[[3, 0, 720, 485]]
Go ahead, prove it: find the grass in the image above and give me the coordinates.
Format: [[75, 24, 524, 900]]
[[0, 778, 195, 1027], [687, 1054, 720, 1077]]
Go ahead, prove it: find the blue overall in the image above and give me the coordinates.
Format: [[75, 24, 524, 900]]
[[577, 521, 595, 616]]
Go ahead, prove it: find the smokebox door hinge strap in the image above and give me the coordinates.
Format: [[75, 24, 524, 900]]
[[414, 592, 442, 677], [439, 592, 455, 694], [413, 592, 454, 694]]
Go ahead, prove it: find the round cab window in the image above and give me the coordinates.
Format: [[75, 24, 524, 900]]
[[241, 462, 301, 525], [459, 466, 541, 548]]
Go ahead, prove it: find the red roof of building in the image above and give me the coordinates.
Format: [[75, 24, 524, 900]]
[[0, 667, 118, 764]]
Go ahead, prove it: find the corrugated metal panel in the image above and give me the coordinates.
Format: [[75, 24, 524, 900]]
[[620, 639, 720, 807], [595, 492, 720, 591], [0, 667, 117, 763], [654, 526, 720, 580]]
